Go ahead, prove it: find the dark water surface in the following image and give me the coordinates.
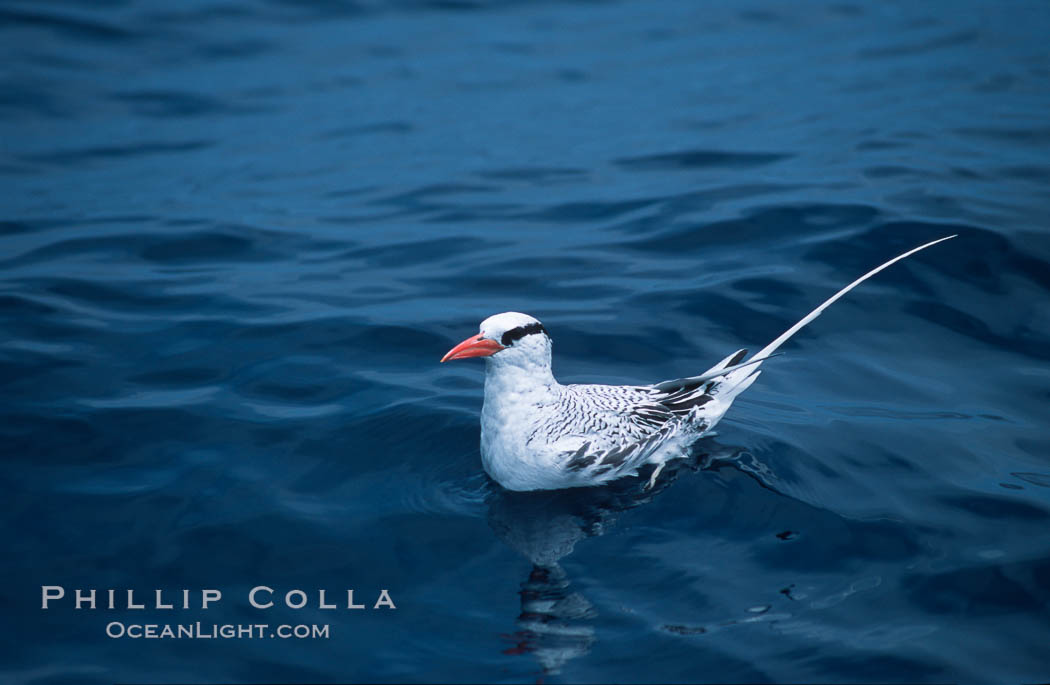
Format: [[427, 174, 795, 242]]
[[3, 0, 1050, 683]]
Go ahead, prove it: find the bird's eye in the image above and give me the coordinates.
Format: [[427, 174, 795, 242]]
[[500, 322, 546, 347]]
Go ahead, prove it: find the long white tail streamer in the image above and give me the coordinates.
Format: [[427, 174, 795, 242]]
[[752, 234, 956, 363], [653, 235, 956, 392]]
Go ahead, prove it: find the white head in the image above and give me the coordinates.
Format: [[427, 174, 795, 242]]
[[441, 312, 552, 372]]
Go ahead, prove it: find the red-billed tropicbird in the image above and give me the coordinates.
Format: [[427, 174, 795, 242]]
[[442, 236, 954, 491]]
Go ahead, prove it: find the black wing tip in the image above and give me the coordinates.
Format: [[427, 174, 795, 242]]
[[650, 348, 752, 394]]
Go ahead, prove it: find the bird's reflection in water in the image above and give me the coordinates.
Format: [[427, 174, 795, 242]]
[[486, 437, 767, 675]]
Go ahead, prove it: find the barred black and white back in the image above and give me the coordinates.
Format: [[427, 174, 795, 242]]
[[547, 348, 756, 483]]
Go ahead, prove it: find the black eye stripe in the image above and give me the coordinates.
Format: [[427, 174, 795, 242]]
[[500, 322, 547, 346]]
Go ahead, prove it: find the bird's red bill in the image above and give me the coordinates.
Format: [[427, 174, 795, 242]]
[[441, 335, 505, 362]]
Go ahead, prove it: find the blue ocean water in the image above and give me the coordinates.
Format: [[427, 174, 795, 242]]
[[2, 0, 1049, 682]]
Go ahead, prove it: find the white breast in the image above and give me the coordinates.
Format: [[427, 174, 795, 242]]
[[480, 366, 565, 491]]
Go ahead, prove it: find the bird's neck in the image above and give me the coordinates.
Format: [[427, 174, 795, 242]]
[[483, 355, 558, 404]]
